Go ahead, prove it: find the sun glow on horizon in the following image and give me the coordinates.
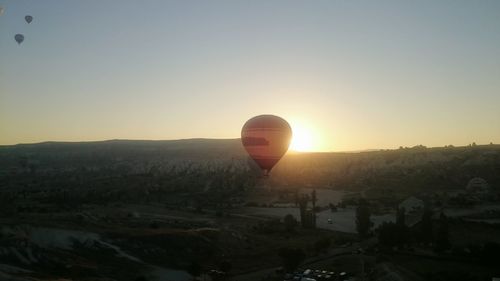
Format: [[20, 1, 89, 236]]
[[289, 121, 316, 152]]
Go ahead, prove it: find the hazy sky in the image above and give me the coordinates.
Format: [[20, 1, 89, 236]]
[[1, 0, 499, 151]]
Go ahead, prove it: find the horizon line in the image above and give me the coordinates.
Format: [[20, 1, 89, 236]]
[[1, 138, 497, 153]]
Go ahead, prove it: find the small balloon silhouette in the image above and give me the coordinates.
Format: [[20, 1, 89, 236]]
[[15, 34, 24, 45], [25, 15, 33, 23]]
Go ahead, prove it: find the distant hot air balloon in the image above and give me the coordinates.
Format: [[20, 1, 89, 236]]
[[241, 115, 292, 176], [0, 6, 5, 16], [25, 15, 33, 23], [14, 34, 24, 45]]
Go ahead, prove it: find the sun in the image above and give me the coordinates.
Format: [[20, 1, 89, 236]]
[[289, 123, 314, 152]]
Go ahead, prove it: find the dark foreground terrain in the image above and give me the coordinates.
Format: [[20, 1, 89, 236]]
[[0, 140, 499, 281]]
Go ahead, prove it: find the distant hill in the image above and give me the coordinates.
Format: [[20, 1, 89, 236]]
[[0, 139, 246, 170], [0, 138, 244, 154], [1, 139, 500, 193]]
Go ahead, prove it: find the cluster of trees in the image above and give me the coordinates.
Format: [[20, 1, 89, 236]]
[[356, 199, 373, 238], [276, 237, 332, 273], [353, 200, 452, 253], [278, 247, 306, 272], [284, 214, 298, 232], [377, 207, 451, 253]]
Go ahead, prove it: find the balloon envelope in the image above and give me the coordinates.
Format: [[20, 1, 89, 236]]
[[14, 34, 24, 44], [0, 7, 4, 16], [241, 115, 292, 175], [25, 15, 33, 23]]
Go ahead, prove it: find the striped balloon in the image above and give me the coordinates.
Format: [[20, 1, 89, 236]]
[[241, 115, 292, 176]]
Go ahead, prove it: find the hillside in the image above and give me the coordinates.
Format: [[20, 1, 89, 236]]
[[1, 140, 500, 194], [0, 139, 246, 170]]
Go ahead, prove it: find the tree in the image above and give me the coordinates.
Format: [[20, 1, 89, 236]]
[[419, 206, 433, 244], [329, 203, 337, 212], [284, 214, 298, 232], [218, 260, 232, 273], [378, 222, 409, 249], [356, 199, 372, 238], [278, 248, 306, 272], [396, 207, 406, 226], [479, 242, 500, 267], [378, 222, 398, 248], [314, 237, 331, 253], [434, 212, 450, 252], [311, 189, 317, 210], [299, 195, 309, 228], [187, 261, 202, 278]]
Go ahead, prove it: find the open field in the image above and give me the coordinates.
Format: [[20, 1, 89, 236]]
[[240, 206, 396, 233]]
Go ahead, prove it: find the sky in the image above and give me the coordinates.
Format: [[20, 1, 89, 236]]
[[1, 0, 500, 151]]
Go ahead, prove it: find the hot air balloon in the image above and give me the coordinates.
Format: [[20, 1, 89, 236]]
[[25, 15, 33, 23], [14, 34, 24, 45], [0, 6, 5, 16], [241, 115, 292, 176]]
